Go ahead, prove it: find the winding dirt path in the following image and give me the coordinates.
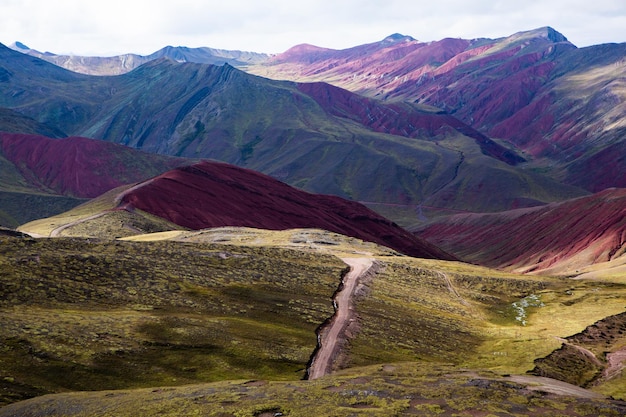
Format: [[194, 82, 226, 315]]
[[307, 257, 374, 380]]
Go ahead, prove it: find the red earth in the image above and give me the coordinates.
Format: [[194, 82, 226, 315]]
[[118, 160, 455, 260], [415, 188, 626, 273], [296, 82, 525, 166], [0, 133, 189, 198]]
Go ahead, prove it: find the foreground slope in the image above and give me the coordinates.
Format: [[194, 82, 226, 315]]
[[3, 363, 625, 417], [415, 188, 626, 274], [2, 232, 626, 413], [0, 236, 346, 405]]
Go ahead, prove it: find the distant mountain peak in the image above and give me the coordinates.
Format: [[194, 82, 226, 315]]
[[510, 26, 570, 44], [10, 41, 30, 50], [537, 26, 569, 43], [383, 33, 416, 43], [286, 43, 331, 53], [544, 26, 569, 42]]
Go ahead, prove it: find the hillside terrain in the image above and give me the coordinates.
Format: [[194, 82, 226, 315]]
[[414, 187, 626, 275], [249, 27, 626, 194], [1, 26, 625, 416], [19, 159, 452, 260], [8, 157, 626, 413], [1, 231, 626, 414], [0, 133, 192, 227], [6, 27, 624, 204]]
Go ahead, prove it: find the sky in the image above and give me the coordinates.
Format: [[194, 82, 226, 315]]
[[2, 0, 625, 56]]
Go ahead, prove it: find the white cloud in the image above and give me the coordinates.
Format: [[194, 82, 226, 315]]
[[0, 0, 624, 55]]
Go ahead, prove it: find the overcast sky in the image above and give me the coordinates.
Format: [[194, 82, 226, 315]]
[[2, 0, 625, 56]]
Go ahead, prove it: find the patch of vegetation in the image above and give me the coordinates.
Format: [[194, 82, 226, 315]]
[[2, 362, 624, 416], [0, 191, 84, 228], [55, 209, 187, 239], [1, 231, 626, 409], [343, 257, 553, 369], [0, 236, 345, 404]]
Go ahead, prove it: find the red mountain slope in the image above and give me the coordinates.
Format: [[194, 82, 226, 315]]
[[296, 82, 524, 165], [118, 160, 455, 260], [251, 27, 626, 193], [414, 188, 626, 274], [0, 133, 190, 198]]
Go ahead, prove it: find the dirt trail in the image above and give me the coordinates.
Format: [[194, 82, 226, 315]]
[[49, 212, 107, 237], [113, 179, 154, 205], [437, 270, 469, 306], [47, 183, 149, 237], [307, 257, 374, 380]]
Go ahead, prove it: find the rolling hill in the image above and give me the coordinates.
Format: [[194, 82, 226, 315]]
[[19, 159, 454, 260], [0, 133, 192, 227], [0, 133, 191, 198], [414, 187, 626, 274]]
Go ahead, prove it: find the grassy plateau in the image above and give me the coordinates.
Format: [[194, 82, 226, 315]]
[[0, 226, 625, 415]]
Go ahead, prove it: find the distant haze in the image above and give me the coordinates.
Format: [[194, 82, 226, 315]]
[[1, 0, 625, 56]]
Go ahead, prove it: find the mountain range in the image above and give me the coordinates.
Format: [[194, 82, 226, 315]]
[[250, 27, 626, 194], [13, 27, 624, 198], [1, 26, 626, 414], [0, 35, 594, 226], [9, 41, 269, 75], [415, 187, 626, 275]]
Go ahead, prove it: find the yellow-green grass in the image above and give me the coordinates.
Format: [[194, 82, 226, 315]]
[[17, 185, 186, 238], [122, 227, 400, 258], [344, 257, 548, 367], [2, 230, 626, 407], [340, 256, 626, 399], [16, 187, 121, 236], [2, 362, 624, 417], [0, 236, 345, 405]]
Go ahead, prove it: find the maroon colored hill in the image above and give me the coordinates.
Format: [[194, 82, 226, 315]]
[[0, 133, 189, 198], [415, 188, 626, 273], [118, 160, 455, 260], [296, 82, 524, 166]]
